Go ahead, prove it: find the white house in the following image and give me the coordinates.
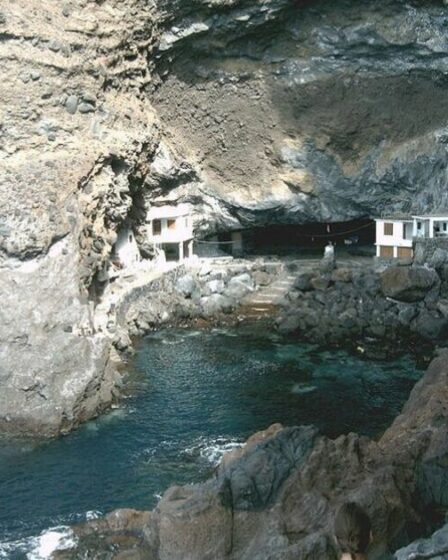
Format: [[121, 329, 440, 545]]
[[113, 226, 141, 268], [375, 216, 414, 258], [146, 204, 194, 262], [375, 213, 448, 258]]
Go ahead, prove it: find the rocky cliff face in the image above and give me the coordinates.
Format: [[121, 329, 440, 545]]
[[2, 0, 448, 434], [0, 0, 159, 434], [151, 0, 448, 231]]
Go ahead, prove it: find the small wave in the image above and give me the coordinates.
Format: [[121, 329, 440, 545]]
[[85, 510, 102, 522], [183, 436, 244, 467], [291, 383, 317, 395], [0, 526, 77, 560], [137, 439, 179, 465]]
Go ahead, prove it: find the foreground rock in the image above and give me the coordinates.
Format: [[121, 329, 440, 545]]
[[394, 524, 448, 559], [59, 351, 448, 559]]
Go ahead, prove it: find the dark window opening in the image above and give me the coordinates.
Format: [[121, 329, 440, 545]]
[[153, 220, 162, 235]]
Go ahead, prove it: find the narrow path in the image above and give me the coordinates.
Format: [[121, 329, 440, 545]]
[[93, 261, 180, 333]]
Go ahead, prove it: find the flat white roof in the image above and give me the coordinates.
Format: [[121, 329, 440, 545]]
[[375, 216, 413, 222], [413, 214, 448, 220], [146, 204, 190, 219], [376, 214, 448, 222]]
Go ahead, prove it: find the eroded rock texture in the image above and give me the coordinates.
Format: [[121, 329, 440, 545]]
[[151, 0, 448, 232], [0, 0, 160, 435], [2, 0, 448, 434]]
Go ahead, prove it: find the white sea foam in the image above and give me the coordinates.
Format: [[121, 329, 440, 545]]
[[291, 383, 317, 395], [0, 526, 77, 560], [28, 527, 77, 559], [183, 436, 244, 467]]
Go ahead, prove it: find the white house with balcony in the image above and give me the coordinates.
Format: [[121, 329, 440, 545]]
[[412, 214, 448, 239], [375, 213, 448, 258], [146, 204, 194, 262]]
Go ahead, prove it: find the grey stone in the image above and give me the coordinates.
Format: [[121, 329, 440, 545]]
[[82, 92, 97, 104], [394, 523, 448, 560], [201, 294, 234, 316], [310, 276, 331, 291], [78, 102, 95, 114], [413, 311, 448, 341], [48, 40, 62, 52], [65, 95, 78, 114], [331, 268, 352, 283], [276, 314, 300, 334], [228, 272, 254, 290], [398, 305, 417, 326], [252, 270, 271, 287], [19, 71, 30, 83], [413, 242, 427, 265], [175, 274, 197, 298], [206, 279, 225, 294], [294, 272, 314, 292], [429, 248, 448, 270], [381, 266, 440, 302], [338, 308, 358, 329]]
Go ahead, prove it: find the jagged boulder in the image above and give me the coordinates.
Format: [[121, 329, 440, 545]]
[[200, 294, 234, 316], [380, 266, 440, 302], [218, 425, 319, 511], [175, 274, 198, 298]]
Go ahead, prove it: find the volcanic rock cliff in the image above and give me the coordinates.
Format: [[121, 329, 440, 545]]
[[2, 0, 448, 434]]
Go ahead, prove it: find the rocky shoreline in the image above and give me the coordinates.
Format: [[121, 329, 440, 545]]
[[276, 258, 448, 360]]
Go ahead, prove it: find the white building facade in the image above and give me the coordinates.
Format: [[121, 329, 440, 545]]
[[113, 226, 141, 268], [146, 204, 194, 262], [375, 213, 448, 258]]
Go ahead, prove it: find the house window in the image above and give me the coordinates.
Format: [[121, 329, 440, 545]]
[[384, 222, 393, 236], [417, 222, 422, 230], [444, 223, 447, 232], [168, 219, 176, 230], [129, 234, 133, 242], [152, 220, 162, 235]]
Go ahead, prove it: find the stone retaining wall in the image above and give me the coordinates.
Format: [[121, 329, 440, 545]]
[[414, 237, 448, 265]]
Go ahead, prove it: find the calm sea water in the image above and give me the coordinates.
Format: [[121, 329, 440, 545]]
[[0, 327, 422, 558]]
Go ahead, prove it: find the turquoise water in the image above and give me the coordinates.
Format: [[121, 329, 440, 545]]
[[0, 327, 422, 558]]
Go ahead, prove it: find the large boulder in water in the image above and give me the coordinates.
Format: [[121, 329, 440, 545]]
[[380, 266, 439, 302]]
